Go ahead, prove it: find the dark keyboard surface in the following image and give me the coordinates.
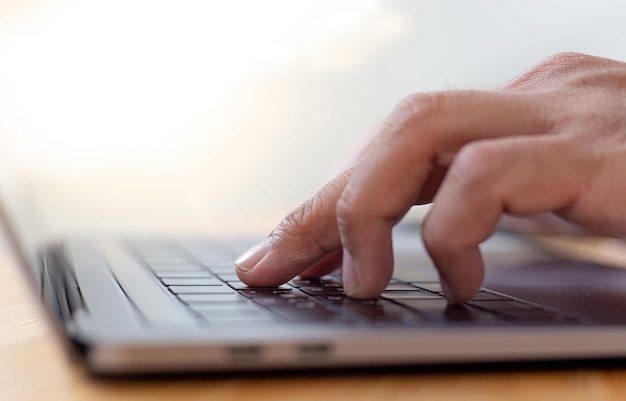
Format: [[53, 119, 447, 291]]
[[127, 240, 583, 328]]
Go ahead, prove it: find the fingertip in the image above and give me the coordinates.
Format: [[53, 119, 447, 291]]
[[421, 214, 485, 304], [234, 238, 277, 287], [341, 249, 361, 297], [234, 238, 271, 273], [439, 276, 481, 304], [435, 248, 485, 304], [342, 246, 393, 299], [235, 231, 342, 288]]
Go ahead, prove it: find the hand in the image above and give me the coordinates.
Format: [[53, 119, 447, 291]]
[[234, 52, 626, 303]]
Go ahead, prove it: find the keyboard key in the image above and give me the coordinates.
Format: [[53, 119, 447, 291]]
[[318, 295, 346, 303], [192, 253, 237, 263], [394, 298, 449, 313], [216, 272, 240, 281], [207, 265, 238, 274], [289, 279, 316, 287], [384, 282, 420, 291], [189, 301, 257, 312], [239, 288, 296, 298], [277, 291, 308, 299], [177, 293, 246, 303], [142, 255, 198, 264], [151, 263, 206, 271], [252, 293, 310, 308], [271, 302, 349, 323], [411, 282, 443, 293], [161, 277, 221, 286], [154, 270, 214, 278], [300, 286, 345, 296], [381, 290, 442, 300], [195, 308, 272, 321], [289, 277, 342, 288], [227, 281, 292, 291], [168, 285, 234, 294], [331, 298, 426, 324], [183, 241, 235, 251]]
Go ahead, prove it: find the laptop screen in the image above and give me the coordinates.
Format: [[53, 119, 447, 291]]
[[0, 161, 52, 288]]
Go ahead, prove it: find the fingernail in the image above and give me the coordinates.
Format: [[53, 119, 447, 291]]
[[342, 249, 361, 296], [235, 238, 270, 272]]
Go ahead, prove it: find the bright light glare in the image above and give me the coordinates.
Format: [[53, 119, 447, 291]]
[[0, 0, 387, 171]]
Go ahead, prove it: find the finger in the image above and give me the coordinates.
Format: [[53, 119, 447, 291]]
[[235, 169, 353, 287], [338, 90, 553, 299], [422, 135, 591, 303], [298, 249, 343, 279]]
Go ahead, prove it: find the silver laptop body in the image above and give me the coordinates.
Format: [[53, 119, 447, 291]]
[[3, 166, 626, 375]]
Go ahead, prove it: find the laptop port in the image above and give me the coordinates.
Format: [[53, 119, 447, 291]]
[[228, 345, 261, 358], [299, 344, 331, 356]]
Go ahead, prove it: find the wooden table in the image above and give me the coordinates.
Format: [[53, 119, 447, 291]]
[[3, 247, 626, 401]]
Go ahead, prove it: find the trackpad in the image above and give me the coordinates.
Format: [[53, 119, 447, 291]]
[[484, 260, 626, 324]]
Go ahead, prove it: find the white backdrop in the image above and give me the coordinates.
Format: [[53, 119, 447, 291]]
[[0, 0, 624, 235]]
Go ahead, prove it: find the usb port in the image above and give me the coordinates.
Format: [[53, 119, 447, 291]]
[[299, 344, 331, 356], [229, 345, 261, 358]]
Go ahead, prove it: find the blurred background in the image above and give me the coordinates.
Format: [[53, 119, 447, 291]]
[[1, 0, 625, 237]]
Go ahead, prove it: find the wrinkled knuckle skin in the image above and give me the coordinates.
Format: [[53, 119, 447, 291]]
[[270, 201, 318, 243], [539, 52, 590, 70], [504, 52, 594, 91]]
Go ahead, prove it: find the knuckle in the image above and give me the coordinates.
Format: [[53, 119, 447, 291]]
[[420, 217, 443, 257], [270, 191, 338, 255], [540, 52, 588, 69], [403, 92, 451, 117], [271, 199, 320, 242], [532, 52, 589, 78], [335, 185, 362, 228], [421, 214, 462, 270], [450, 141, 506, 185], [505, 52, 591, 90], [387, 92, 453, 132]]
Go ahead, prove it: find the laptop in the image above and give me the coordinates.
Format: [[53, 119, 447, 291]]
[[4, 165, 626, 375]]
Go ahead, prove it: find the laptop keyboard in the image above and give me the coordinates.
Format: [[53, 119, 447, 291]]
[[127, 240, 582, 328]]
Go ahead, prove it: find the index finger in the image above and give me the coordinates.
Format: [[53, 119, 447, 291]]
[[234, 169, 352, 287]]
